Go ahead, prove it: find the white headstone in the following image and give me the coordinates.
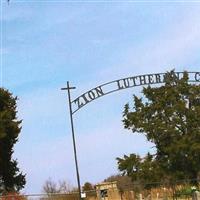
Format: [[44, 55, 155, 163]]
[[81, 192, 86, 198]]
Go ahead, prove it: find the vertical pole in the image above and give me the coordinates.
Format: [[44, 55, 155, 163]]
[[62, 82, 82, 200]]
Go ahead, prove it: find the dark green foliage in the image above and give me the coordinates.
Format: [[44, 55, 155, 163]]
[[0, 88, 26, 194], [117, 153, 164, 189], [118, 71, 200, 186]]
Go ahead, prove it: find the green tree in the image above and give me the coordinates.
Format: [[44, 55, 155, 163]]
[[117, 153, 164, 189], [0, 88, 26, 194], [118, 71, 200, 185]]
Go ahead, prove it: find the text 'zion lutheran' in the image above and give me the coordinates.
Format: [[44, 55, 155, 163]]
[[72, 72, 200, 113]]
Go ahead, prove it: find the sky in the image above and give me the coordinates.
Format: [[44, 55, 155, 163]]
[[1, 0, 200, 194]]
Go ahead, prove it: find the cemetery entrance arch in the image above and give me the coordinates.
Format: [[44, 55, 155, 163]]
[[62, 71, 200, 200]]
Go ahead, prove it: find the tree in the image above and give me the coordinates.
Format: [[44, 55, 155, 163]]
[[118, 71, 200, 185], [42, 178, 58, 194], [42, 178, 76, 194], [82, 182, 94, 192], [0, 88, 26, 194], [117, 154, 164, 189]]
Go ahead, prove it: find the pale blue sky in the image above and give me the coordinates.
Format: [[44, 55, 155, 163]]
[[1, 1, 200, 194]]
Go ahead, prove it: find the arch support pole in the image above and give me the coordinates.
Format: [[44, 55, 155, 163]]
[[61, 82, 82, 200]]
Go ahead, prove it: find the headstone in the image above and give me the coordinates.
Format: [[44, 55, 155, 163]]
[[81, 192, 86, 198]]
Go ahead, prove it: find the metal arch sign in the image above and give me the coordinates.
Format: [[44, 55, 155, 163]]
[[71, 71, 200, 114], [61, 70, 200, 200]]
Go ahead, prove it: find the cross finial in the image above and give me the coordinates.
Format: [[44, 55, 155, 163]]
[[61, 81, 76, 91]]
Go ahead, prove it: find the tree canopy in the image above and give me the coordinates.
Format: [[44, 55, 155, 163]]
[[117, 71, 200, 187], [82, 182, 94, 192], [0, 88, 26, 194]]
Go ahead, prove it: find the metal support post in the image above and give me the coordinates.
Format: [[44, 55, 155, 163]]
[[61, 81, 82, 200]]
